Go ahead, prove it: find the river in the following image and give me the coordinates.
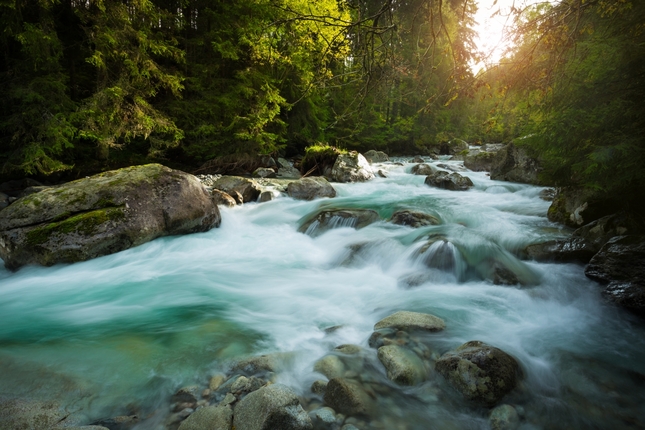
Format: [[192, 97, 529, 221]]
[[1, 158, 644, 429]]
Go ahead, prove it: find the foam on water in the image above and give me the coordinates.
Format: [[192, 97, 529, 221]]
[[0, 159, 644, 428]]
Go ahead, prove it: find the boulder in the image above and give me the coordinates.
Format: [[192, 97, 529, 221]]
[[298, 209, 380, 237], [211, 176, 261, 203], [259, 191, 277, 202], [233, 384, 312, 430], [408, 156, 425, 163], [172, 385, 201, 405], [424, 171, 474, 191], [179, 406, 233, 430], [547, 187, 614, 228], [390, 210, 439, 228], [377, 345, 428, 386], [490, 143, 542, 185], [331, 152, 375, 183], [410, 163, 435, 176], [435, 341, 521, 406], [323, 378, 373, 417], [252, 167, 277, 179], [286, 177, 336, 201], [363, 150, 389, 163], [211, 189, 237, 207], [0, 164, 221, 271], [585, 235, 645, 316], [374, 311, 445, 332], [311, 380, 328, 396], [464, 151, 496, 172]]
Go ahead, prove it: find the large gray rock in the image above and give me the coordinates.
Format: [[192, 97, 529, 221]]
[[377, 345, 428, 386], [286, 177, 336, 201], [298, 209, 380, 237], [179, 406, 233, 430], [424, 171, 473, 191], [252, 167, 277, 179], [331, 152, 375, 183], [490, 143, 542, 185], [211, 189, 237, 207], [435, 341, 521, 406], [211, 176, 261, 203], [374, 311, 445, 332], [314, 355, 346, 380], [585, 235, 645, 316], [363, 150, 389, 163], [389, 210, 439, 228], [0, 164, 221, 271], [233, 384, 312, 430]]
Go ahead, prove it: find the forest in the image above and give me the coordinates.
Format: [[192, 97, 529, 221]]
[[1, 0, 644, 208]]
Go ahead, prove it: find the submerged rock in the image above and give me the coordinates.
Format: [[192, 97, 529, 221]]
[[286, 177, 336, 201], [411, 163, 435, 176], [233, 384, 312, 430], [424, 171, 473, 191], [390, 210, 440, 228], [364, 150, 389, 163], [374, 311, 445, 332], [435, 341, 521, 406], [323, 378, 373, 417], [178, 405, 232, 430], [298, 209, 380, 237], [409, 156, 425, 163], [377, 345, 428, 386], [0, 164, 221, 270], [331, 152, 375, 183], [0, 397, 83, 429], [585, 235, 645, 316], [489, 404, 520, 430]]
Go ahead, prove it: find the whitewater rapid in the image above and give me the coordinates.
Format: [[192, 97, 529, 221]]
[[1, 159, 643, 429]]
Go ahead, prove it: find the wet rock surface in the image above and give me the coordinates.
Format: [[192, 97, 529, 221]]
[[374, 311, 445, 333], [585, 235, 645, 316], [389, 210, 440, 228], [298, 209, 381, 237], [424, 171, 473, 191], [233, 384, 312, 430], [410, 163, 435, 176], [435, 341, 521, 406]]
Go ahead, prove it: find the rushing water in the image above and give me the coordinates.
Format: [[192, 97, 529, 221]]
[[1, 159, 644, 429]]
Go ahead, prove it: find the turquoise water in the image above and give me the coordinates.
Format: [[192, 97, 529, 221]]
[[1, 160, 644, 429]]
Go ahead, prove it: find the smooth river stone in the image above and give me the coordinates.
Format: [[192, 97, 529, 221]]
[[374, 311, 445, 332]]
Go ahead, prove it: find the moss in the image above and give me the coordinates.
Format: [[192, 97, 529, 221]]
[[26, 207, 126, 246], [301, 143, 346, 176]]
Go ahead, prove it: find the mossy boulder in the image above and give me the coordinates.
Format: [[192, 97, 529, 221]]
[[331, 152, 375, 183], [0, 164, 221, 270], [490, 143, 543, 185], [435, 341, 520, 406]]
